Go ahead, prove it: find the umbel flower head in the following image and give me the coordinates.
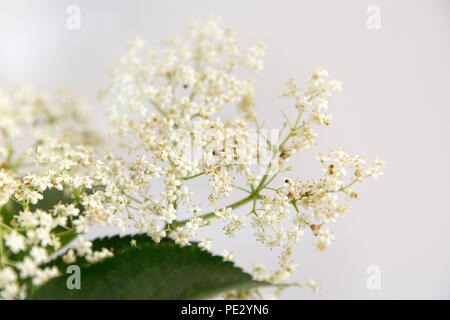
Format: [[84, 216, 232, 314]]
[[0, 16, 385, 299]]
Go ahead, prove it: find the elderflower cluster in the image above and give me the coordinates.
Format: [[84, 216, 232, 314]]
[[0, 139, 133, 299], [0, 84, 99, 151], [102, 16, 270, 243], [100, 16, 385, 289], [0, 85, 118, 299], [0, 16, 385, 299]]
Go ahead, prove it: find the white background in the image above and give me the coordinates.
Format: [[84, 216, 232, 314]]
[[1, 0, 449, 299]]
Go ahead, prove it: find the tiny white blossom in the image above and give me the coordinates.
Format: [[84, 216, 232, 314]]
[[3, 231, 25, 254]]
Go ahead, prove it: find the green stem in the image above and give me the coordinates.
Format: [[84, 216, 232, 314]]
[[0, 221, 13, 232], [150, 100, 168, 117], [170, 192, 257, 230], [6, 143, 13, 166], [231, 185, 252, 193], [171, 157, 273, 231], [126, 193, 144, 204], [170, 109, 305, 232], [279, 111, 303, 151], [182, 172, 204, 181], [0, 234, 5, 267], [329, 178, 361, 193]]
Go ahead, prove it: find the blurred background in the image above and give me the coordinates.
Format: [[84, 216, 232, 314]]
[[0, 0, 449, 299]]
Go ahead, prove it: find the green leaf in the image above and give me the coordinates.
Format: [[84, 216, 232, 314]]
[[0, 199, 21, 225], [29, 188, 74, 211], [32, 234, 268, 300]]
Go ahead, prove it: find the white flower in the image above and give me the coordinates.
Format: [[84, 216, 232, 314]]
[[18, 210, 39, 228], [3, 231, 25, 254], [307, 277, 320, 293], [222, 249, 234, 261], [30, 247, 48, 264], [17, 257, 37, 279], [62, 249, 76, 264], [198, 238, 212, 251], [32, 266, 59, 286], [27, 190, 43, 205], [85, 248, 113, 263], [214, 207, 232, 219], [1, 283, 20, 300], [0, 267, 17, 287], [73, 236, 93, 256]]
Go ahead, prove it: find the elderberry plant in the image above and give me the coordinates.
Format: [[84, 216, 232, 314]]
[[0, 17, 385, 300]]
